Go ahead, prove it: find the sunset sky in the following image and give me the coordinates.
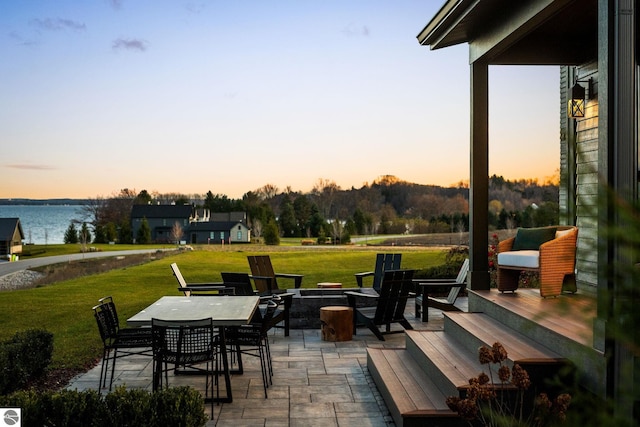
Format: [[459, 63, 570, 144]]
[[1, 1, 560, 200]]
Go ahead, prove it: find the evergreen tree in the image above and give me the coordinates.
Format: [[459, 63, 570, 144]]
[[308, 204, 325, 237], [64, 222, 78, 244], [243, 191, 275, 231], [498, 209, 509, 230], [204, 191, 242, 212], [263, 218, 280, 245], [344, 218, 356, 236], [93, 224, 106, 243], [293, 195, 312, 236], [136, 217, 151, 244], [134, 189, 153, 205], [118, 220, 132, 244], [80, 222, 92, 244], [352, 208, 367, 235], [105, 222, 118, 242], [278, 195, 297, 237], [533, 201, 559, 226]]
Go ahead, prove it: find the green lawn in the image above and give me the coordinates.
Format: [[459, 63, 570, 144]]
[[0, 246, 447, 371]]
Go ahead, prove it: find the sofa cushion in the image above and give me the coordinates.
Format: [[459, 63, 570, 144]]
[[498, 250, 540, 269], [511, 227, 557, 251]]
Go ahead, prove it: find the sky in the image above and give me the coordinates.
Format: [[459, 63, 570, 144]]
[[0, 1, 560, 200]]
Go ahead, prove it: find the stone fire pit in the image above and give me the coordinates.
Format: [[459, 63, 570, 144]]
[[287, 287, 378, 329]]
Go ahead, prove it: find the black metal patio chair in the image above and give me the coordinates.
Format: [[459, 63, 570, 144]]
[[93, 296, 152, 392]]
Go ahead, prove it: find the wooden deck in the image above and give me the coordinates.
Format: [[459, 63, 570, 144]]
[[469, 288, 596, 347], [368, 288, 604, 426]]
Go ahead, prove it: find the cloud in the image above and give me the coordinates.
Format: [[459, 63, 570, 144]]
[[5, 164, 56, 171], [185, 3, 206, 14], [112, 38, 148, 52], [8, 31, 38, 46], [108, 0, 123, 10], [342, 23, 370, 37], [31, 18, 86, 32]]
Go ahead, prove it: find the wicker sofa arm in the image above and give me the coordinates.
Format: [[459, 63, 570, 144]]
[[498, 237, 515, 253], [538, 227, 578, 297], [539, 227, 578, 268]]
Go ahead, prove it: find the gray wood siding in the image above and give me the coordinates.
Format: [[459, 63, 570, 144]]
[[559, 67, 570, 223], [572, 64, 599, 295]]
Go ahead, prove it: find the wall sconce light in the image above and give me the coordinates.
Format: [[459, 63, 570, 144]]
[[568, 78, 592, 118]]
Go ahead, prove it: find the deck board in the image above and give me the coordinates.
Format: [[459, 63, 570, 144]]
[[410, 331, 487, 388], [470, 289, 595, 346], [367, 348, 458, 426], [443, 312, 567, 364]]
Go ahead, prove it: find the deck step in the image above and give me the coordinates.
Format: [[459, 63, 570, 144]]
[[403, 313, 572, 398], [443, 312, 568, 366], [367, 348, 462, 427], [405, 330, 492, 397]]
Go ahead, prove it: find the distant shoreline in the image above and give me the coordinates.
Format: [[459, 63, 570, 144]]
[[0, 199, 89, 206]]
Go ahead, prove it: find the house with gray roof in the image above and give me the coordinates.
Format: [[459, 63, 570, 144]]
[[187, 221, 250, 244], [0, 218, 25, 258], [130, 205, 250, 244], [130, 204, 193, 243]]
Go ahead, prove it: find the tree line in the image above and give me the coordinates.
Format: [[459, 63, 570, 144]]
[[65, 175, 560, 244]]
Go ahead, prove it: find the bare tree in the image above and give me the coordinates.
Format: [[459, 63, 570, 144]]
[[312, 178, 341, 218], [80, 196, 107, 230], [257, 184, 279, 200], [456, 220, 467, 245], [78, 222, 91, 254], [250, 219, 263, 239], [330, 219, 343, 244], [170, 222, 184, 246]]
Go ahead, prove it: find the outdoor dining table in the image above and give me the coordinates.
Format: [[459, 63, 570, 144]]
[[126, 295, 260, 403]]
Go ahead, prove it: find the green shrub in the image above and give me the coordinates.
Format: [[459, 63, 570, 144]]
[[0, 329, 53, 395], [0, 387, 208, 427], [41, 389, 107, 427], [150, 386, 208, 427], [104, 387, 152, 427], [414, 246, 468, 280], [12, 329, 54, 378], [0, 390, 48, 426], [443, 246, 468, 265]]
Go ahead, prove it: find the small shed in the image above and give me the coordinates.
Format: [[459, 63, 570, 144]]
[[0, 218, 25, 257]]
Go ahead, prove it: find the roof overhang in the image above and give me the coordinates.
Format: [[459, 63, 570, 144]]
[[418, 0, 598, 65]]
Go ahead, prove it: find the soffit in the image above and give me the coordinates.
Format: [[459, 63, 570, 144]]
[[418, 0, 598, 65]]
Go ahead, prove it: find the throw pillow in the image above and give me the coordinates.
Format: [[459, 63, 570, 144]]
[[555, 228, 574, 239], [512, 227, 557, 251]]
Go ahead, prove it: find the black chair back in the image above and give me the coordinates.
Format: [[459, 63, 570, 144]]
[[373, 269, 415, 324], [151, 318, 216, 367], [221, 272, 256, 296], [93, 301, 119, 345]]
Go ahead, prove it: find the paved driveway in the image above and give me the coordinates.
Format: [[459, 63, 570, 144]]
[[0, 249, 170, 278]]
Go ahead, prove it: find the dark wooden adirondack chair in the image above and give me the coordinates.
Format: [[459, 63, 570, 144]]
[[247, 255, 303, 293], [414, 259, 469, 322], [345, 269, 415, 341], [354, 253, 402, 292]]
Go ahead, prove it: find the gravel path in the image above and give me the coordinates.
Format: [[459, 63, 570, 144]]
[[0, 270, 46, 291]]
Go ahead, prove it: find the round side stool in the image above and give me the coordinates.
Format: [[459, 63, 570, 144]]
[[320, 306, 353, 342]]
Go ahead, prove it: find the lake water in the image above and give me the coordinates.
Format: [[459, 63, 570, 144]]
[[0, 205, 85, 244]]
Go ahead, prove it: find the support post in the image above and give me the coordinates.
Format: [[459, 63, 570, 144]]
[[469, 61, 490, 290]]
